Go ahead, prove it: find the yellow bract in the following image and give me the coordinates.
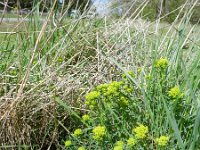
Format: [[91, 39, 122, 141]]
[[113, 140, 124, 150], [113, 145, 123, 150], [127, 137, 136, 147], [85, 91, 100, 101], [82, 114, 90, 121], [119, 96, 129, 106], [155, 58, 168, 69], [73, 128, 83, 136], [122, 70, 135, 79], [156, 136, 169, 146], [78, 146, 86, 150], [133, 124, 148, 139], [92, 125, 106, 140], [96, 83, 109, 92], [64, 140, 72, 147], [116, 140, 124, 147], [168, 86, 184, 99], [106, 81, 123, 96], [85, 91, 100, 108]]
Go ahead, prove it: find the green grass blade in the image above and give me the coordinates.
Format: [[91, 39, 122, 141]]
[[161, 98, 185, 149]]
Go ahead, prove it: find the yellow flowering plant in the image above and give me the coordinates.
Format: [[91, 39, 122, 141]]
[[116, 140, 124, 147], [84, 80, 134, 111], [82, 114, 90, 122], [155, 136, 170, 146], [127, 137, 136, 147], [113, 140, 124, 150], [92, 125, 106, 141], [122, 70, 135, 80], [78, 146, 86, 150], [132, 124, 149, 139], [155, 58, 168, 69], [64, 140, 72, 147], [1, 6, 195, 148], [113, 145, 123, 150], [168, 86, 184, 99], [73, 128, 83, 137], [63, 67, 188, 149]]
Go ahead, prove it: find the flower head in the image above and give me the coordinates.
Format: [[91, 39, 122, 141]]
[[96, 83, 109, 92], [73, 128, 83, 136], [122, 70, 135, 80], [123, 85, 133, 93], [89, 105, 94, 110], [116, 140, 124, 146], [127, 71, 135, 77], [156, 136, 169, 146], [133, 124, 148, 139], [64, 140, 72, 147], [113, 146, 123, 150], [78, 146, 85, 150], [82, 114, 90, 122], [85, 91, 100, 101], [106, 81, 123, 96], [119, 96, 129, 107], [85, 91, 100, 106], [127, 137, 136, 147], [168, 86, 184, 99], [155, 58, 168, 69], [113, 140, 124, 150], [107, 85, 118, 96], [92, 125, 106, 140]]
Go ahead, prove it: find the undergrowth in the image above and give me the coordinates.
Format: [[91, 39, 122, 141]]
[[0, 0, 200, 149]]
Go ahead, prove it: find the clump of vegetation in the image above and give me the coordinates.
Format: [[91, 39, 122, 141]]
[[63, 56, 198, 149], [0, 0, 200, 149]]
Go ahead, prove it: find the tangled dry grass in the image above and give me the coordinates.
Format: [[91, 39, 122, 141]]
[[0, 1, 200, 149]]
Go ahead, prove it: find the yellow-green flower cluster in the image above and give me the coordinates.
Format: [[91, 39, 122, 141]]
[[92, 125, 106, 140], [122, 70, 135, 80], [82, 114, 90, 122], [85, 91, 100, 108], [156, 136, 169, 146], [64, 140, 72, 147], [106, 81, 123, 96], [78, 146, 85, 150], [73, 128, 83, 136], [113, 145, 123, 150], [168, 86, 184, 99], [123, 85, 133, 93], [85, 80, 134, 110], [119, 96, 129, 107], [113, 140, 124, 150], [133, 124, 148, 139], [85, 91, 100, 101], [155, 58, 168, 69], [96, 83, 109, 93], [116, 140, 124, 146], [96, 82, 123, 97], [127, 137, 136, 147], [57, 57, 63, 63]]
